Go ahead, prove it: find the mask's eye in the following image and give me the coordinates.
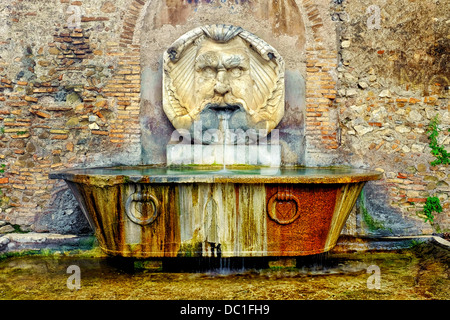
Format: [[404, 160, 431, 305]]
[[229, 67, 243, 78], [201, 67, 217, 79]]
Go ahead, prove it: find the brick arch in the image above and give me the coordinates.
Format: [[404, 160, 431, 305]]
[[114, 0, 338, 164], [118, 0, 328, 49], [118, 0, 148, 47]]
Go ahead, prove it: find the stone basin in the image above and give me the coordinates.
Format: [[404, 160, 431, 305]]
[[49, 166, 382, 258]]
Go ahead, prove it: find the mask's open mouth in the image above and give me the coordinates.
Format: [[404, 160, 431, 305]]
[[206, 103, 242, 114]]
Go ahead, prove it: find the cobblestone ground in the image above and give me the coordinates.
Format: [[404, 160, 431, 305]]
[[0, 243, 448, 300]]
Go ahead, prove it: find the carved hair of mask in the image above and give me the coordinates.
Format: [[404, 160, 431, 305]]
[[163, 24, 285, 145]]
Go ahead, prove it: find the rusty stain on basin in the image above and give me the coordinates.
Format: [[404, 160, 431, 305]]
[[49, 166, 381, 258]]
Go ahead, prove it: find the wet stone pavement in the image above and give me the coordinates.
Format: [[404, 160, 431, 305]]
[[0, 242, 448, 300]]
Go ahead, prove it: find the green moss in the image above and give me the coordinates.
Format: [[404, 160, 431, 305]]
[[77, 235, 98, 250], [0, 236, 102, 262], [359, 190, 386, 232], [11, 224, 29, 234], [0, 249, 43, 263], [134, 260, 162, 271], [177, 242, 202, 258], [67, 246, 105, 258]]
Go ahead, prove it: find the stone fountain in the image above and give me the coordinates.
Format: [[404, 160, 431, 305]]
[[50, 25, 381, 259]]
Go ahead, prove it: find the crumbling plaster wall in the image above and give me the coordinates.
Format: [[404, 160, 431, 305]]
[[332, 0, 449, 236]]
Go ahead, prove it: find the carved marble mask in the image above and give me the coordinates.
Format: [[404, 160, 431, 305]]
[[163, 25, 285, 144]]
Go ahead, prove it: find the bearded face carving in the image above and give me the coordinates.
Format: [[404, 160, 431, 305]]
[[163, 25, 285, 144]]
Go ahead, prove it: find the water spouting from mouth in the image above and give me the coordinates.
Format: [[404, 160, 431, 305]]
[[209, 104, 239, 173], [218, 112, 230, 173]]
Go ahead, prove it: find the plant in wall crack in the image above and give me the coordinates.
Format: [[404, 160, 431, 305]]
[[421, 115, 448, 229], [0, 128, 4, 173], [0, 163, 4, 198], [427, 114, 450, 166], [0, 127, 4, 202], [423, 196, 443, 224]]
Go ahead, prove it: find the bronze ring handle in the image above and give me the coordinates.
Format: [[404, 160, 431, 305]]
[[125, 191, 159, 226], [267, 191, 301, 225]]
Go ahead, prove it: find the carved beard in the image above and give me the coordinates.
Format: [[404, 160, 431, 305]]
[[195, 92, 254, 124], [188, 83, 262, 144]]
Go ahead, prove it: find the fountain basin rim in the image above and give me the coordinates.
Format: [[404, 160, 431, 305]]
[[49, 165, 382, 187]]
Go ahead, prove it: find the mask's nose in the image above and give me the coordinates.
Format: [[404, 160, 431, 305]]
[[214, 69, 230, 95]]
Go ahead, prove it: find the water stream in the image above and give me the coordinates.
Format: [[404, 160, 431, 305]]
[[218, 112, 231, 173]]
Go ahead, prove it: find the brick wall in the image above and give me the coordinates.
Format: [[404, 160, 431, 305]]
[[302, 0, 340, 164], [0, 0, 141, 230]]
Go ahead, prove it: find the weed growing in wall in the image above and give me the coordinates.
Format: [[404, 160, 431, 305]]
[[427, 115, 450, 166], [0, 127, 4, 201], [422, 115, 449, 227], [423, 196, 443, 224]]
